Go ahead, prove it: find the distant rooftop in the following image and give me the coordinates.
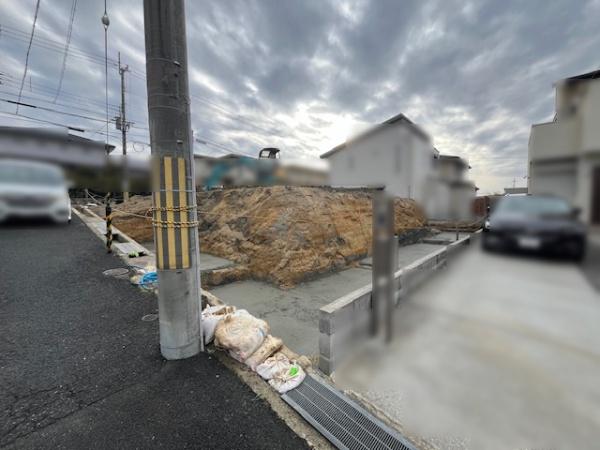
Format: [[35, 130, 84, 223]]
[[561, 69, 600, 84], [438, 154, 471, 169], [0, 126, 114, 153]]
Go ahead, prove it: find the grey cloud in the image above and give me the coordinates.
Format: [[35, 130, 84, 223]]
[[1, 0, 599, 191]]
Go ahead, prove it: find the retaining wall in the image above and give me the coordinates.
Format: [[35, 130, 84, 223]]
[[318, 234, 473, 375]]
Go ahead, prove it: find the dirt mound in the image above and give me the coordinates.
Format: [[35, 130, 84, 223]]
[[111, 186, 426, 287]]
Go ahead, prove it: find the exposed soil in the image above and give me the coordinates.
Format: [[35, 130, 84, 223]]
[[110, 186, 426, 287]]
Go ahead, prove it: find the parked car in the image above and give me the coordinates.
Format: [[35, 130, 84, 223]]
[[482, 194, 586, 261], [0, 159, 71, 224]]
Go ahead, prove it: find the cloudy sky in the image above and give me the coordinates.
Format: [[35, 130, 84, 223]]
[[1, 0, 599, 193]]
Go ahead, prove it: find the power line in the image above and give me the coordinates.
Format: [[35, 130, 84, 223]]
[[0, 72, 121, 112], [53, 0, 78, 102], [0, 110, 85, 132], [0, 97, 110, 123], [16, 0, 41, 113], [0, 24, 119, 68], [0, 88, 118, 118]]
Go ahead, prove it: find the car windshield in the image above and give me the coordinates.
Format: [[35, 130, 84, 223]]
[[0, 162, 64, 186], [496, 196, 571, 216]]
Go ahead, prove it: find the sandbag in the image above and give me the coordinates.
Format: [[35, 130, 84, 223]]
[[268, 363, 306, 394], [201, 305, 236, 344], [256, 352, 291, 380], [214, 310, 269, 362], [245, 335, 283, 371]]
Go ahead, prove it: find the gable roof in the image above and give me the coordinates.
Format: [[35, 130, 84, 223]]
[[320, 113, 430, 159], [438, 154, 471, 169], [563, 69, 600, 83]]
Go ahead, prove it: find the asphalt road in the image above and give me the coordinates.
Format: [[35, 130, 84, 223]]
[[0, 217, 308, 449]]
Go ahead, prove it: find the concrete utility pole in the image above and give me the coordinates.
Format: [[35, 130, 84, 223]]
[[143, 0, 203, 359], [118, 52, 130, 202]]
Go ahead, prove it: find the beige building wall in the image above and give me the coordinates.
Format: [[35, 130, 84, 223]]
[[528, 76, 600, 225]]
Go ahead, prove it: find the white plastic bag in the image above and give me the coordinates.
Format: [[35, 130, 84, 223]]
[[214, 310, 269, 362], [256, 352, 291, 380], [268, 363, 306, 394], [201, 305, 235, 344]]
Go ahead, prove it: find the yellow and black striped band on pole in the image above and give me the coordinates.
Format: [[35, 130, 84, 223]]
[[151, 156, 197, 270]]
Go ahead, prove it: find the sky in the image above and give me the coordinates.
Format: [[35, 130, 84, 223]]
[[1, 0, 599, 194]]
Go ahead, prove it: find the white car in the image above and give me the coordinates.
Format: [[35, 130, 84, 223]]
[[0, 159, 72, 224]]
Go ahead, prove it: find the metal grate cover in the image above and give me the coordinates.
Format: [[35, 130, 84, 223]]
[[282, 375, 416, 450]]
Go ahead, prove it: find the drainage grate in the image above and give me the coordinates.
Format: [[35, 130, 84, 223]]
[[282, 375, 416, 450]]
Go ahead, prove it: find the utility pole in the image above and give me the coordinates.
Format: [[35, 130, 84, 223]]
[[118, 52, 130, 202], [143, 0, 203, 359]]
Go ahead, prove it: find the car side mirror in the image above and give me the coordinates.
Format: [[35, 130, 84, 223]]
[[571, 207, 581, 218]]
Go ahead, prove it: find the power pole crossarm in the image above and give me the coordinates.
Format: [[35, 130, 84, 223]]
[[143, 0, 203, 359]]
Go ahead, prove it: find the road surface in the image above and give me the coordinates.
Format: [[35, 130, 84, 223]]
[[0, 217, 308, 449]]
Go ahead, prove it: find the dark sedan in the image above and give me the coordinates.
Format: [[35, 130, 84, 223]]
[[482, 195, 587, 261]]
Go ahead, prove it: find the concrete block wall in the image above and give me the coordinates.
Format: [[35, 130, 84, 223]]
[[318, 284, 372, 374], [318, 234, 474, 375]]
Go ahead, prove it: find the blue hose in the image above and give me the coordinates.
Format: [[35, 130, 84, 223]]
[[139, 271, 158, 287]]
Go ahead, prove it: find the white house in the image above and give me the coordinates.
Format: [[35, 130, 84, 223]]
[[428, 155, 477, 221], [528, 69, 600, 225], [321, 114, 437, 202], [320, 113, 476, 221]]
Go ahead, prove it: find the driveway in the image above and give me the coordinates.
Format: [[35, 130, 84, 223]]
[[334, 242, 600, 450], [0, 217, 308, 449]]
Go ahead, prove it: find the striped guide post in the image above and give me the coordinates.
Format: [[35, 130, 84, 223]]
[[105, 193, 113, 253]]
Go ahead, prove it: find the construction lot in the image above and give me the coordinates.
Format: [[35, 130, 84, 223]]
[[4, 199, 599, 449], [334, 243, 600, 450]]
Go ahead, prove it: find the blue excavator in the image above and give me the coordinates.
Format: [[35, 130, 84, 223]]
[[204, 148, 281, 189]]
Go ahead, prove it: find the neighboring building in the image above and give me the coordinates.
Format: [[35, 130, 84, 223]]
[[278, 163, 328, 186], [0, 126, 123, 190], [528, 69, 600, 225], [504, 187, 528, 195], [0, 126, 114, 168], [320, 114, 436, 205], [428, 155, 478, 221], [320, 113, 476, 221]]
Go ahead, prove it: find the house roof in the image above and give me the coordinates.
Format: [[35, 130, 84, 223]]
[[320, 113, 430, 159], [562, 69, 600, 83], [0, 126, 115, 153], [438, 154, 471, 169]]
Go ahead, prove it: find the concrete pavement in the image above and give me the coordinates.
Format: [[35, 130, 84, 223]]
[[0, 217, 308, 449], [334, 244, 600, 450]]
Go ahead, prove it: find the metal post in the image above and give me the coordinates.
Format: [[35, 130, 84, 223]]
[[143, 0, 202, 359], [118, 52, 130, 202], [371, 191, 396, 343]]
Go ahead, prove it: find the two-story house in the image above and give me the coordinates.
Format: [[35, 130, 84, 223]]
[[320, 113, 476, 221], [528, 70, 600, 225]]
